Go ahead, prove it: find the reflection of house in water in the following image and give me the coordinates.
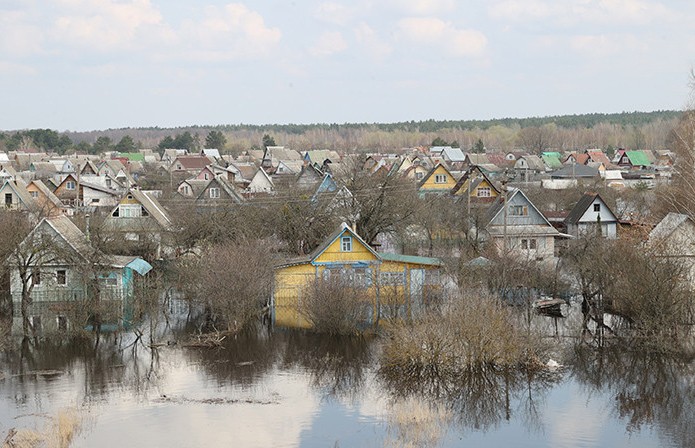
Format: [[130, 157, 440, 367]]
[[273, 223, 442, 330], [8, 216, 152, 334]]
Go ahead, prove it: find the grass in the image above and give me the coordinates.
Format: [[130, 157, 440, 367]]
[[2, 408, 82, 448]]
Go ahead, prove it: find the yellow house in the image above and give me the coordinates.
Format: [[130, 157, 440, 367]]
[[273, 223, 442, 329], [418, 163, 457, 195], [451, 165, 500, 202]]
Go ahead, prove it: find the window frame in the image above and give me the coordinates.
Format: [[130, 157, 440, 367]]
[[434, 174, 447, 184], [56, 269, 67, 286], [593, 203, 600, 212], [66, 180, 76, 190], [341, 236, 352, 252], [477, 186, 491, 197], [209, 187, 221, 199]]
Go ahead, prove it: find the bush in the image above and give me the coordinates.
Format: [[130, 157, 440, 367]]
[[299, 276, 371, 335], [380, 290, 546, 380]]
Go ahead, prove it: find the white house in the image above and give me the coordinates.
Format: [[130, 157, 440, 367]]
[[564, 193, 619, 239]]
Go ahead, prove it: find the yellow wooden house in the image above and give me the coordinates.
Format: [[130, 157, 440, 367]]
[[450, 165, 500, 202], [273, 223, 442, 330], [417, 163, 457, 195]]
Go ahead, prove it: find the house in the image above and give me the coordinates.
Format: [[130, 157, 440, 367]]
[[564, 193, 619, 239], [402, 164, 429, 182], [8, 216, 152, 334], [296, 164, 325, 189], [272, 223, 442, 329], [52, 174, 121, 210], [169, 156, 210, 176], [103, 189, 173, 259], [418, 163, 457, 195], [514, 155, 546, 180], [550, 164, 599, 179], [617, 150, 652, 170], [541, 153, 563, 171], [303, 150, 340, 167], [177, 179, 208, 198], [195, 166, 216, 182], [194, 176, 243, 206], [0, 179, 34, 211], [483, 188, 567, 261], [26, 180, 64, 217], [246, 168, 275, 194], [450, 165, 500, 202], [441, 147, 466, 165], [649, 213, 695, 287]]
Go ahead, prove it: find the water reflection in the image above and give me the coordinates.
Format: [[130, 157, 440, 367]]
[[570, 346, 695, 448]]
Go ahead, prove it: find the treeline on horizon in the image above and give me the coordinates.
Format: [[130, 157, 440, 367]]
[[0, 109, 684, 155]]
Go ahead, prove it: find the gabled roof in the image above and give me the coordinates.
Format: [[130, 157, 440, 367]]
[[586, 150, 612, 166], [27, 180, 63, 208], [649, 213, 692, 242], [41, 216, 94, 260], [418, 162, 454, 188], [625, 151, 652, 167], [541, 154, 563, 170], [171, 156, 210, 171], [0, 179, 34, 206], [441, 147, 466, 162], [128, 189, 172, 228], [564, 192, 617, 225], [195, 176, 243, 203], [485, 188, 556, 230], [450, 165, 499, 196], [516, 155, 545, 171]]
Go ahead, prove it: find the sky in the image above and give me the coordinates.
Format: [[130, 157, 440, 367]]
[[1, 0, 695, 131]]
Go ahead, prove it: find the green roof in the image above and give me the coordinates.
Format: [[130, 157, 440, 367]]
[[119, 152, 145, 162], [542, 151, 562, 158], [541, 154, 563, 169], [625, 151, 651, 167], [379, 253, 442, 266]]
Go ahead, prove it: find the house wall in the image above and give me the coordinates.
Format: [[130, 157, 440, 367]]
[[493, 235, 555, 261], [490, 192, 548, 227], [573, 200, 618, 239], [419, 166, 456, 193]]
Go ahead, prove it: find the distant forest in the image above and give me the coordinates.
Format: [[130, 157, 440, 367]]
[[0, 110, 684, 155]]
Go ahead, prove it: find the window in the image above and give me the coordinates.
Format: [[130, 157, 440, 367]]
[[209, 188, 220, 199], [66, 181, 76, 190], [30, 191, 38, 198], [415, 172, 424, 180], [204, 172, 210, 180], [32, 270, 41, 285], [354, 268, 373, 288], [593, 203, 600, 212], [56, 270, 66, 285], [477, 187, 491, 197], [30, 316, 42, 333], [341, 236, 352, 252], [380, 272, 405, 286], [434, 174, 447, 184], [509, 205, 528, 216], [521, 239, 537, 250], [5, 193, 12, 206], [119, 204, 142, 218], [182, 185, 190, 195], [57, 316, 68, 331]]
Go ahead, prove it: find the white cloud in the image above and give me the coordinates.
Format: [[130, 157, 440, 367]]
[[388, 0, 456, 15], [181, 3, 282, 61], [0, 11, 44, 56], [489, 0, 675, 25], [570, 34, 645, 57], [51, 0, 169, 52], [397, 17, 487, 57], [315, 2, 354, 26], [0, 61, 38, 76], [309, 31, 348, 57], [354, 22, 392, 60]]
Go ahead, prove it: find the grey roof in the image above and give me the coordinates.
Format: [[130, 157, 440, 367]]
[[550, 164, 599, 178], [0, 179, 35, 207], [45, 216, 94, 259], [441, 147, 466, 163], [129, 189, 172, 228], [195, 176, 243, 203], [649, 212, 691, 241], [29, 180, 63, 208]]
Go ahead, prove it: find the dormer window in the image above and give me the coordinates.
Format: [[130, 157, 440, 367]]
[[434, 174, 447, 184], [341, 236, 352, 252], [209, 188, 220, 199], [66, 181, 76, 190]]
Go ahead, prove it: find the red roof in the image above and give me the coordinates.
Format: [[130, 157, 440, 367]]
[[172, 156, 210, 171]]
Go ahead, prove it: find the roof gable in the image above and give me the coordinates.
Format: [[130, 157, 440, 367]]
[[418, 163, 456, 191], [565, 193, 618, 225], [311, 224, 379, 264], [487, 188, 555, 228]]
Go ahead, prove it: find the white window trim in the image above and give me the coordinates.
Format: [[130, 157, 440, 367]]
[[341, 236, 352, 252]]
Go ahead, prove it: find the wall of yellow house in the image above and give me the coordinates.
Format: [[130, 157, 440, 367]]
[[313, 230, 379, 264], [419, 165, 457, 192], [474, 180, 499, 198], [274, 264, 315, 329]]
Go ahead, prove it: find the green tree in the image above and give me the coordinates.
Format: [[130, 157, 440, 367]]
[[115, 135, 136, 152], [93, 136, 114, 153], [74, 141, 92, 154], [472, 138, 485, 153], [431, 137, 448, 147], [205, 130, 227, 149], [262, 134, 276, 149], [158, 136, 175, 150]]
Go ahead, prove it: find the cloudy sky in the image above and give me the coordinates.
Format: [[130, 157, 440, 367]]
[[2, 0, 694, 131]]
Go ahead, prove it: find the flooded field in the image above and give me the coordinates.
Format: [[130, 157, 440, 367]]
[[1, 316, 694, 447]]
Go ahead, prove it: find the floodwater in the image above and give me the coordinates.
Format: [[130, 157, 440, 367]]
[[1, 313, 694, 447]]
